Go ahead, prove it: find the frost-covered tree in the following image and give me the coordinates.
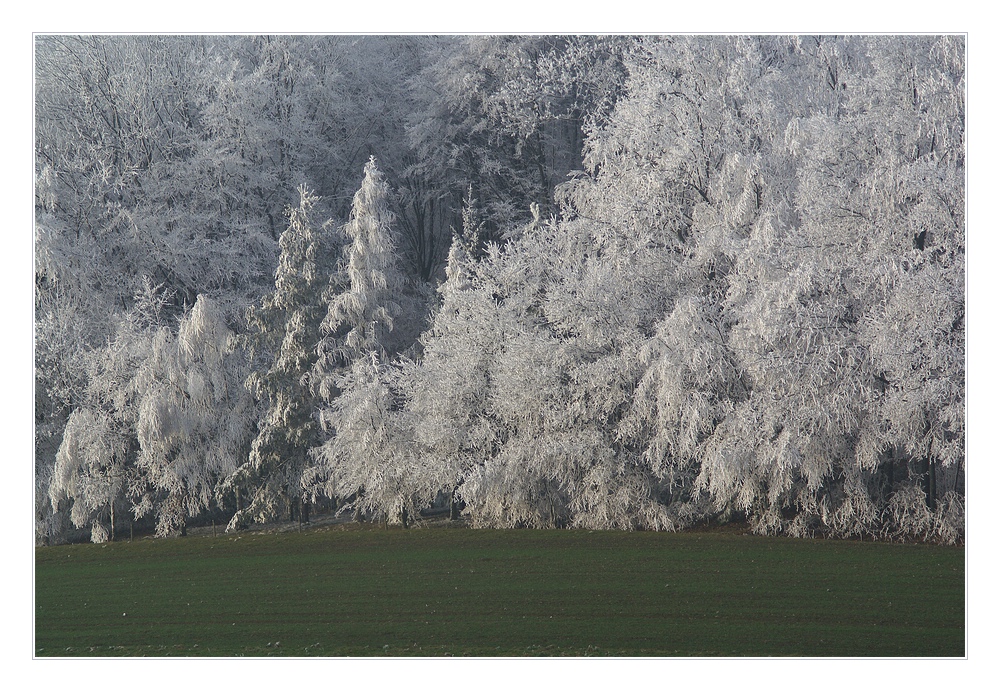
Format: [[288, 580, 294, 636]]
[[307, 158, 431, 520], [406, 36, 630, 242], [407, 39, 789, 526], [49, 408, 130, 544], [34, 36, 278, 316], [133, 295, 256, 536], [226, 187, 335, 529], [47, 280, 171, 542], [836, 35, 965, 539], [35, 277, 102, 544], [400, 207, 676, 529], [307, 354, 437, 526], [603, 35, 964, 541], [315, 157, 404, 389], [395, 239, 506, 522]]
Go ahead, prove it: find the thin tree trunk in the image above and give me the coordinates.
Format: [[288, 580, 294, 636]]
[[927, 459, 937, 512], [919, 458, 933, 509], [353, 490, 365, 522], [882, 452, 895, 503]]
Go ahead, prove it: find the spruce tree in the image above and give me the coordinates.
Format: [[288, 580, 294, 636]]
[[308, 157, 414, 521], [226, 186, 333, 529], [314, 157, 404, 400]]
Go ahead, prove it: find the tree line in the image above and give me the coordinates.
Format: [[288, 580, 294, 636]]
[[35, 35, 965, 545]]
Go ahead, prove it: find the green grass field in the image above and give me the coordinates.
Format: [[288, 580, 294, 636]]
[[35, 523, 965, 657]]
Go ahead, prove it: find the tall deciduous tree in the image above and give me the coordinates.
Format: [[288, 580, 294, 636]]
[[406, 36, 629, 243], [400, 209, 674, 529], [47, 279, 171, 542], [133, 295, 256, 536], [604, 35, 964, 541]]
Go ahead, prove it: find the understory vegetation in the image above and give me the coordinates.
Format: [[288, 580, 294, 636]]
[[35, 35, 965, 545]]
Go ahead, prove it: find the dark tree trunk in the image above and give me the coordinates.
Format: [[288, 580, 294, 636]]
[[913, 457, 936, 510], [353, 490, 365, 522], [881, 452, 895, 503], [924, 460, 937, 512]]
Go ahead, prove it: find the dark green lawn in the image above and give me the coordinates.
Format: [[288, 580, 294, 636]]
[[35, 523, 965, 657]]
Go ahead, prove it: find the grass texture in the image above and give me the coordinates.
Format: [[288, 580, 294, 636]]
[[35, 524, 964, 657]]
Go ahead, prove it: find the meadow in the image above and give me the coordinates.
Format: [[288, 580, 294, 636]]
[[35, 523, 965, 657]]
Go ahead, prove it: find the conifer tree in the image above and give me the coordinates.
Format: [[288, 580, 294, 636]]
[[315, 157, 403, 394], [226, 186, 334, 529], [308, 158, 413, 520]]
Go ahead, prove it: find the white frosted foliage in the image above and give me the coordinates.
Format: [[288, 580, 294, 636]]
[[134, 295, 253, 536]]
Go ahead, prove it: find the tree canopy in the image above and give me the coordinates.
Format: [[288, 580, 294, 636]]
[[35, 35, 964, 545]]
